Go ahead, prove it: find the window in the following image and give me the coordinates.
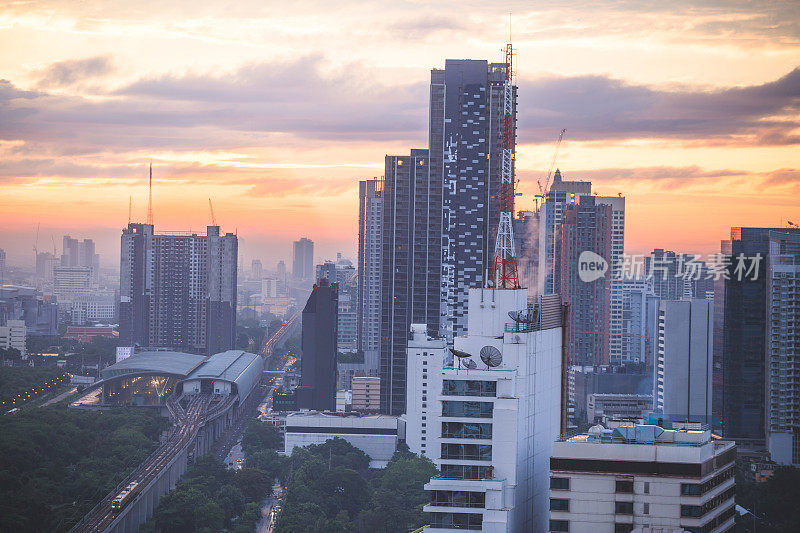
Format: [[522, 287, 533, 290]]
[[430, 490, 485, 508], [550, 477, 570, 490], [430, 512, 482, 531], [440, 464, 494, 480], [615, 480, 634, 493], [441, 443, 492, 461], [644, 482, 650, 494], [549, 519, 569, 532], [441, 422, 492, 439], [614, 524, 633, 533], [550, 498, 569, 512], [442, 400, 493, 418], [442, 379, 497, 397], [615, 502, 633, 515]]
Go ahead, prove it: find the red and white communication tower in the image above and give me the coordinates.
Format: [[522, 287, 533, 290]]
[[489, 43, 520, 289]]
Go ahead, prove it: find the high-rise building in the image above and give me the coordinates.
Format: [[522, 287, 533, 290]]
[[297, 279, 338, 411], [337, 283, 358, 352], [550, 423, 736, 533], [0, 248, 6, 282], [292, 237, 314, 280], [358, 178, 383, 375], [251, 259, 263, 280], [766, 230, 800, 465], [35, 252, 58, 282], [61, 236, 100, 284], [119, 223, 238, 355], [655, 299, 713, 424], [557, 196, 613, 366], [646, 249, 682, 300], [722, 227, 800, 448], [380, 149, 441, 415], [430, 59, 514, 341], [595, 196, 625, 364], [538, 170, 591, 296], [405, 323, 447, 459], [277, 260, 287, 281], [621, 278, 659, 367], [0, 285, 58, 336], [421, 288, 564, 532], [514, 210, 540, 295], [53, 266, 92, 298]]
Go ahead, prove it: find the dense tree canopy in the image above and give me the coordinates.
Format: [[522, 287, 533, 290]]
[[736, 466, 800, 532], [276, 438, 437, 533], [0, 406, 167, 532], [0, 366, 66, 408]]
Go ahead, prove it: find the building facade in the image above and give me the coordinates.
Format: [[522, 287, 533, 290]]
[[0, 319, 26, 358], [549, 424, 735, 533], [297, 279, 338, 411], [357, 178, 383, 375], [621, 278, 659, 367], [557, 196, 613, 366], [351, 375, 380, 413], [430, 59, 514, 341], [380, 149, 441, 415], [655, 299, 713, 425], [422, 288, 564, 532], [766, 230, 800, 465], [405, 323, 447, 459], [292, 237, 314, 281], [119, 223, 238, 355]]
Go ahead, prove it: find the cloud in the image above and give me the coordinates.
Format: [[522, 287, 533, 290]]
[[519, 68, 800, 144], [386, 14, 467, 39], [34, 56, 115, 88]]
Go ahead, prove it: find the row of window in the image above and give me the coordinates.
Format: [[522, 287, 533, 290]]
[[441, 443, 492, 461], [681, 466, 734, 496], [442, 379, 497, 397], [430, 512, 482, 530], [550, 521, 639, 533], [429, 490, 485, 508], [442, 400, 494, 418], [680, 487, 735, 518], [440, 464, 494, 480], [441, 422, 492, 439]]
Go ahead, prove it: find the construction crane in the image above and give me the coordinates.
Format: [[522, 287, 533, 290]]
[[208, 199, 217, 226], [536, 128, 566, 198], [33, 223, 40, 261]]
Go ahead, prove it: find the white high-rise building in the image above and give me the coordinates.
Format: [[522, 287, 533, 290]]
[[549, 423, 735, 533], [621, 278, 660, 367], [357, 178, 383, 377], [421, 288, 564, 533], [654, 299, 713, 424], [766, 230, 800, 466], [405, 324, 447, 459]]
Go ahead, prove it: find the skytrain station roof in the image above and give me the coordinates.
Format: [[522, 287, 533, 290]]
[[185, 350, 263, 403], [101, 351, 208, 380]]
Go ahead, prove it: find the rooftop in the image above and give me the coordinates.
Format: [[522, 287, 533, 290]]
[[101, 351, 207, 379], [561, 424, 712, 447], [186, 349, 260, 384]]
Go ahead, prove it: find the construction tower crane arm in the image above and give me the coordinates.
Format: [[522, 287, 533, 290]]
[[537, 128, 566, 197], [208, 198, 217, 226]]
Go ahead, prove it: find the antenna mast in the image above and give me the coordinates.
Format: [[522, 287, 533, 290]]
[[146, 162, 154, 225], [128, 196, 132, 225], [489, 42, 520, 289]]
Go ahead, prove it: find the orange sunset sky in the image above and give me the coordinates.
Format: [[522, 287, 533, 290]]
[[0, 0, 798, 269]]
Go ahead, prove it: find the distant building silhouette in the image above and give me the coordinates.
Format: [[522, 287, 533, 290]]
[[292, 237, 314, 280]]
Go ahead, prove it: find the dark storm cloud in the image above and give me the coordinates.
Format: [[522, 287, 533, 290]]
[[519, 68, 800, 144], [34, 56, 115, 88]]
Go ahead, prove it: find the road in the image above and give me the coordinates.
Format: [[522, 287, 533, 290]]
[[41, 386, 77, 407], [255, 480, 284, 533]]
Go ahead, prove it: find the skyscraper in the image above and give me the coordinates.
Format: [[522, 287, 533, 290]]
[[297, 279, 338, 411], [357, 178, 383, 375], [595, 196, 625, 363], [655, 299, 713, 424], [766, 230, 800, 465], [380, 150, 441, 415], [538, 170, 591, 296], [251, 259, 263, 280], [0, 248, 5, 282], [61, 236, 100, 284], [422, 288, 564, 532], [621, 278, 659, 367], [557, 196, 613, 366], [292, 237, 314, 280], [430, 59, 515, 340], [119, 223, 238, 355], [721, 227, 800, 448]]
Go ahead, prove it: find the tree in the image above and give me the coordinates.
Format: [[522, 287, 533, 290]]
[[214, 484, 245, 521], [241, 419, 282, 454], [193, 501, 225, 532]]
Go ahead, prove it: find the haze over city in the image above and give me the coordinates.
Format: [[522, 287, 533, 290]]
[[1, 0, 798, 267]]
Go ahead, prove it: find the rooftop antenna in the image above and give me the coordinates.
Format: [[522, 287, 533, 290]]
[[488, 37, 521, 290], [146, 161, 154, 226], [128, 196, 132, 225], [209, 198, 217, 226]]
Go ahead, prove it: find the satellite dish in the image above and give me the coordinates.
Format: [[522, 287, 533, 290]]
[[479, 346, 502, 368], [450, 348, 471, 359], [464, 359, 477, 369], [508, 306, 539, 324]]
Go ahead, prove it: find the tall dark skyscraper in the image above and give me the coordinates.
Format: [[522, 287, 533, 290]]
[[380, 150, 441, 415], [430, 59, 515, 340], [292, 237, 314, 280], [297, 279, 338, 411], [556, 196, 613, 366], [357, 177, 383, 375], [119, 223, 238, 355]]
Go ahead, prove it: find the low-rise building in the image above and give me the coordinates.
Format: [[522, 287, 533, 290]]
[[587, 394, 653, 424], [284, 411, 399, 468], [351, 375, 380, 413], [0, 319, 26, 358], [549, 423, 735, 533]]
